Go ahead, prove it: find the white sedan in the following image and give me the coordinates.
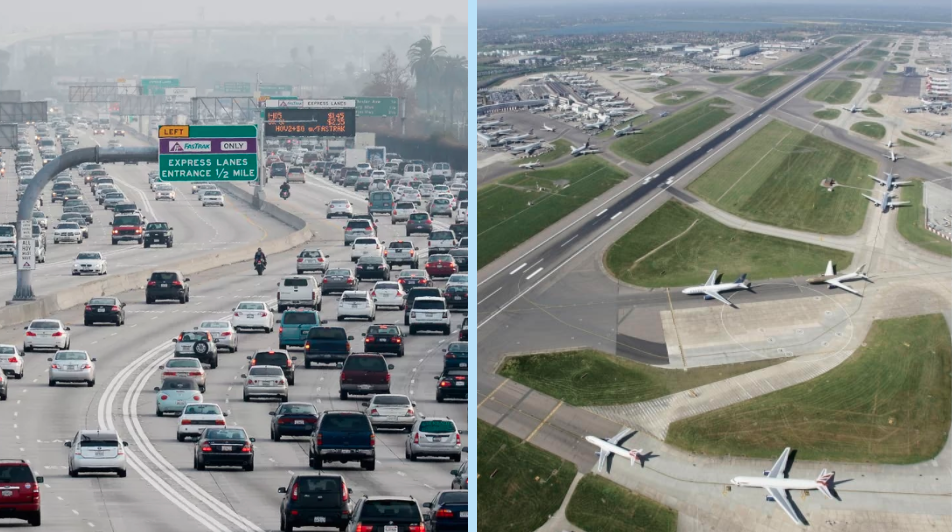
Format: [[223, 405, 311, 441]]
[[72, 252, 107, 276], [154, 184, 176, 201], [23, 319, 71, 352], [53, 222, 84, 244], [232, 301, 276, 332], [176, 402, 227, 441], [337, 291, 376, 321], [326, 199, 354, 218], [370, 281, 406, 310], [0, 344, 24, 379], [201, 191, 225, 207]]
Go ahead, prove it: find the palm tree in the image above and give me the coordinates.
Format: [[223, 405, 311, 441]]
[[437, 56, 467, 129], [406, 36, 446, 114]]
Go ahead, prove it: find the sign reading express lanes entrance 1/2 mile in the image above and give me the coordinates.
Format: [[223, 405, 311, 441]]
[[158, 124, 258, 182]]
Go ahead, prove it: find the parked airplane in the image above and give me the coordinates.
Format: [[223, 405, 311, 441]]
[[730, 447, 837, 525], [602, 100, 629, 107], [499, 129, 534, 144], [477, 119, 503, 130], [868, 172, 910, 191], [582, 118, 609, 130], [863, 191, 911, 213], [586, 428, 644, 473], [607, 109, 631, 117], [884, 139, 894, 148], [806, 261, 870, 296], [681, 270, 752, 307], [510, 141, 543, 155], [488, 128, 514, 137], [542, 123, 556, 132], [842, 103, 865, 113], [882, 149, 904, 162], [593, 96, 614, 102], [613, 125, 642, 137], [518, 161, 543, 170], [570, 139, 600, 156]]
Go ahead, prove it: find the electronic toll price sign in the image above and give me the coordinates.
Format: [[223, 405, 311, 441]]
[[263, 99, 356, 138]]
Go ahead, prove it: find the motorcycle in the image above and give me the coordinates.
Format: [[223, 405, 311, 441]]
[[254, 258, 266, 276], [279, 188, 290, 200]]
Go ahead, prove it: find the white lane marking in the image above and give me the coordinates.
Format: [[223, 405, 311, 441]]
[[610, 211, 622, 220], [560, 235, 578, 248], [595, 209, 608, 217], [525, 268, 543, 280], [478, 287, 502, 304], [72, 509, 79, 515], [509, 263, 527, 275]]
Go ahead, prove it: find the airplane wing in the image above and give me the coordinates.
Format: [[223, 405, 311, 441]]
[[766, 487, 805, 525], [889, 201, 911, 207], [596, 449, 609, 472], [767, 447, 790, 478], [606, 428, 633, 445], [824, 261, 835, 277], [863, 194, 882, 206], [826, 279, 861, 296], [893, 180, 912, 186], [704, 270, 718, 286], [868, 175, 886, 186], [703, 290, 733, 306]]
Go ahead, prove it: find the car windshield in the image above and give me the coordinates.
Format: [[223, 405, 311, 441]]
[[343, 356, 387, 372], [0, 465, 34, 483], [30, 321, 60, 330], [54, 351, 88, 361], [77, 253, 102, 260], [113, 216, 141, 226], [361, 500, 420, 520], [161, 379, 199, 390], [150, 272, 178, 282], [374, 395, 410, 406], [88, 298, 116, 306], [147, 223, 169, 230], [56, 223, 80, 229], [307, 328, 345, 340], [199, 321, 229, 329], [409, 213, 428, 221], [299, 250, 322, 258], [326, 269, 351, 277], [354, 238, 377, 245], [399, 271, 425, 278], [237, 302, 265, 310], [342, 293, 367, 301], [375, 283, 400, 291], [439, 492, 467, 504], [419, 420, 456, 433], [278, 404, 317, 415], [179, 332, 207, 342], [184, 404, 221, 415], [346, 221, 372, 229], [358, 256, 383, 264], [0, 346, 16, 354], [331, 201, 349, 206], [166, 358, 200, 368], [203, 429, 247, 440], [249, 366, 284, 376], [321, 414, 371, 432], [283, 278, 310, 287], [413, 300, 445, 310], [283, 312, 317, 325], [32, 212, 45, 218], [396, 202, 414, 210], [428, 255, 452, 263]]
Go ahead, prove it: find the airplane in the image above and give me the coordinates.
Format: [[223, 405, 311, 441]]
[[510, 141, 543, 155], [806, 261, 870, 296], [582, 118, 609, 131], [518, 161, 543, 170], [570, 139, 600, 156], [884, 139, 894, 148], [487, 128, 514, 137], [607, 109, 631, 117], [613, 125, 642, 137], [477, 119, 504, 130], [586, 428, 644, 473], [681, 270, 752, 307], [499, 129, 534, 144], [842, 103, 865, 113], [602, 100, 629, 107], [868, 172, 910, 191], [882, 149, 904, 162], [593, 96, 614, 102], [541, 123, 556, 132], [731, 447, 837, 525], [863, 190, 911, 213]]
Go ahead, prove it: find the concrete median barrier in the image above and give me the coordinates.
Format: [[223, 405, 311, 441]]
[[0, 126, 313, 327]]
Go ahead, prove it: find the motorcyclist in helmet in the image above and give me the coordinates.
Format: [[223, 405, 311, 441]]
[[279, 181, 291, 195], [254, 247, 266, 266]]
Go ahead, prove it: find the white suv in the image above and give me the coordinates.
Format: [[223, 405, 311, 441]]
[[277, 276, 322, 313], [456, 200, 468, 223], [391, 201, 416, 224], [337, 291, 376, 321], [351, 237, 384, 262], [408, 297, 450, 335]]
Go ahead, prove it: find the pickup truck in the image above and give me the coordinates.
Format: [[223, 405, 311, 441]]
[[278, 310, 327, 350], [336, 354, 394, 399], [308, 411, 377, 470], [110, 214, 144, 245], [143, 222, 173, 248], [303, 327, 354, 368]]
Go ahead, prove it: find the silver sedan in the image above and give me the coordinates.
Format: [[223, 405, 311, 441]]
[[194, 321, 239, 352], [48, 350, 96, 387]]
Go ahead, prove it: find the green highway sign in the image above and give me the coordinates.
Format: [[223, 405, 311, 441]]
[[141, 78, 180, 95], [259, 84, 293, 96], [345, 96, 399, 117], [215, 82, 252, 93], [158, 124, 258, 182]]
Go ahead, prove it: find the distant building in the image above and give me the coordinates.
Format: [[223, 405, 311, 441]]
[[579, 54, 599, 62], [719, 42, 760, 57], [685, 45, 714, 53], [498, 55, 560, 66], [652, 43, 689, 52]]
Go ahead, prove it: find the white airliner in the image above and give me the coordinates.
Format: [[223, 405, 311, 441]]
[[882, 149, 904, 162], [518, 161, 543, 169], [884, 139, 894, 148], [499, 129, 533, 145], [570, 139, 600, 156], [542, 123, 556, 132], [586, 428, 643, 472], [868, 172, 910, 191], [863, 190, 911, 213], [682, 270, 752, 307], [806, 261, 870, 296], [842, 103, 865, 113], [730, 447, 837, 525], [510, 141, 543, 155], [613, 125, 641, 137], [477, 119, 503, 130], [582, 118, 609, 131]]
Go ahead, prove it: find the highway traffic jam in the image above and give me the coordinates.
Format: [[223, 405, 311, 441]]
[[0, 115, 469, 531]]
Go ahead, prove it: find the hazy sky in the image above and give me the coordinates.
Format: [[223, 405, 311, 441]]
[[478, 0, 948, 5], [1, 0, 466, 32]]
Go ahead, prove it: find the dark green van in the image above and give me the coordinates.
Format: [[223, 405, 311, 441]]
[[368, 191, 395, 215]]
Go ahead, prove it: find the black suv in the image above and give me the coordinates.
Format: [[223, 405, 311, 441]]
[[309, 411, 376, 470], [146, 271, 190, 304], [347, 496, 426, 532], [144, 222, 173, 248], [247, 349, 296, 385], [404, 287, 443, 325], [278, 473, 354, 531]]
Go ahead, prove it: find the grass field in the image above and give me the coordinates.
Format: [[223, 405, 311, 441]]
[[478, 421, 577, 532], [827, 35, 860, 46], [687, 119, 876, 235], [708, 75, 739, 84], [566, 475, 678, 532], [902, 131, 935, 146], [897, 138, 917, 148], [654, 90, 704, 105], [869, 37, 892, 48], [813, 109, 841, 120], [892, 57, 909, 65], [851, 121, 886, 139], [603, 200, 853, 287], [898, 45, 913, 51], [634, 77, 681, 93], [777, 53, 827, 72], [610, 97, 734, 164], [817, 46, 844, 57], [510, 139, 571, 166], [478, 157, 629, 268], [735, 75, 795, 97], [861, 108, 883, 118], [868, 92, 883, 103], [893, 52, 910, 58], [859, 48, 890, 60], [499, 349, 782, 406], [896, 180, 952, 257], [839, 59, 877, 72], [848, 74, 866, 79], [804, 80, 861, 104], [667, 314, 952, 464]]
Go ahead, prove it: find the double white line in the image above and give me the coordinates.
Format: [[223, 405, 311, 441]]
[[97, 337, 264, 532]]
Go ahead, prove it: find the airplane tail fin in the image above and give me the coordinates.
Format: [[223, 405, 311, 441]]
[[816, 469, 836, 500], [528, 128, 533, 135], [629, 449, 643, 467], [734, 273, 749, 286]]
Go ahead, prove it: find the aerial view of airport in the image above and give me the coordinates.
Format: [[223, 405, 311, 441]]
[[475, 0, 952, 530]]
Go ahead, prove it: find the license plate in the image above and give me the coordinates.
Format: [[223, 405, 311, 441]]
[[95, 451, 104, 457], [161, 283, 168, 287], [385, 526, 398, 532], [358, 384, 372, 390], [221, 445, 232, 452], [98, 308, 105, 312], [246, 314, 255, 318], [294, 420, 304, 425], [177, 372, 187, 377], [454, 296, 461, 300], [176, 400, 185, 405], [314, 517, 326, 523], [460, 363, 467, 368], [461, 511, 468, 518], [153, 239, 161, 242], [180, 345, 192, 352], [340, 449, 351, 454], [1, 490, 11, 497], [387, 416, 397, 422], [380, 338, 388, 343], [456, 382, 465, 386]]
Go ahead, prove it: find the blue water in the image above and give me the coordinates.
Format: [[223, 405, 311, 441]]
[[543, 20, 793, 35]]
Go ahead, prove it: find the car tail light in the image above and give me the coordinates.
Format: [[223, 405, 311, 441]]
[[181, 419, 192, 425], [112, 229, 118, 235], [188, 371, 201, 376], [26, 331, 36, 337], [261, 312, 267, 317], [443, 312, 449, 319], [406, 409, 414, 416], [436, 509, 454, 518], [193, 395, 201, 401], [111, 306, 120, 311], [304, 343, 310, 350], [428, 241, 431, 247], [440, 381, 450, 388], [286, 359, 292, 367], [278, 326, 283, 333], [392, 210, 397, 215], [291, 482, 299, 501], [341, 480, 349, 502], [215, 419, 225, 425], [161, 394, 168, 400], [241, 443, 251, 452], [413, 432, 420, 444], [445, 353, 455, 359], [322, 278, 328, 284], [370, 408, 378, 415], [148, 281, 156, 286], [7, 357, 17, 363], [297, 258, 303, 263], [135, 228, 142, 233], [355, 524, 373, 532], [385, 373, 391, 383], [425, 220, 432, 224], [312, 290, 317, 300], [221, 332, 231, 337], [370, 433, 375, 447], [346, 227, 352, 231], [398, 279, 405, 284], [50, 364, 59, 369], [85, 305, 92, 311], [317, 258, 324, 262], [347, 277, 355, 284], [201, 445, 212, 452], [234, 312, 240, 317], [316, 433, 322, 446], [172, 281, 182, 286], [371, 291, 376, 297], [410, 312, 417, 318], [345, 342, 351, 351], [52, 332, 64, 337], [456, 433, 461, 445]]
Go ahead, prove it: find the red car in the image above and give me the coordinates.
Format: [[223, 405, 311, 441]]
[[0, 459, 43, 525], [424, 255, 458, 278]]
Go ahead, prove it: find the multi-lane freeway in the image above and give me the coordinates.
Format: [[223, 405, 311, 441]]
[[0, 123, 468, 531]]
